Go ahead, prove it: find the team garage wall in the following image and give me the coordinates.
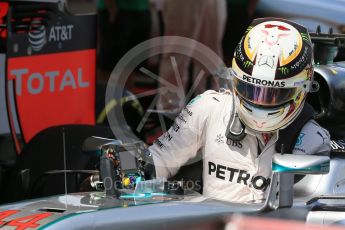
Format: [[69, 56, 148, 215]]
[[5, 2, 97, 152]]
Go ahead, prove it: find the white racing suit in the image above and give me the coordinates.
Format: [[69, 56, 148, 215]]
[[149, 90, 331, 203]]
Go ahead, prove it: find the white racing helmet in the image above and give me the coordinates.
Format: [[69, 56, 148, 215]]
[[231, 18, 314, 132]]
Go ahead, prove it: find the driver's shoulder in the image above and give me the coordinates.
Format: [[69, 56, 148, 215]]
[[301, 120, 330, 139], [187, 90, 233, 109], [293, 119, 331, 155], [184, 90, 233, 126]]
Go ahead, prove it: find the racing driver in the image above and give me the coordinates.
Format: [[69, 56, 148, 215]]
[[146, 18, 331, 203]]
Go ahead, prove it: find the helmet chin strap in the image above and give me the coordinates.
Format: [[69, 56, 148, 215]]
[[225, 96, 246, 141]]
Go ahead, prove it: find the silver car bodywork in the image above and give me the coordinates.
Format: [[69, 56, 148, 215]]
[[0, 192, 263, 229]]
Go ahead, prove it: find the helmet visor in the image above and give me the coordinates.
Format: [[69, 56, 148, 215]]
[[233, 77, 299, 107]]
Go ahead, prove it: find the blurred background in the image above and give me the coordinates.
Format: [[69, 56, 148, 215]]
[[92, 0, 345, 142]]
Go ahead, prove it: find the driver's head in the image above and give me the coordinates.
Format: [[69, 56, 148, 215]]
[[231, 18, 314, 132]]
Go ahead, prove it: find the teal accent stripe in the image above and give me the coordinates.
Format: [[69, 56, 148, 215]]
[[84, 150, 102, 156], [119, 192, 167, 199], [272, 162, 329, 173]]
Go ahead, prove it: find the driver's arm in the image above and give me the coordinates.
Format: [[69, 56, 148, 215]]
[[148, 91, 214, 179], [292, 120, 331, 156]]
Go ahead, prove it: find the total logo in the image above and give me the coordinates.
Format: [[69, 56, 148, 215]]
[[28, 21, 74, 52], [9, 67, 90, 96]]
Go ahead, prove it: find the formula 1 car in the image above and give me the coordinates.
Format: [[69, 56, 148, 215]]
[[0, 30, 345, 230], [2, 0, 345, 224], [0, 135, 332, 230]]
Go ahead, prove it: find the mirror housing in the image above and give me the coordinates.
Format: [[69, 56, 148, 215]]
[[261, 154, 330, 211], [272, 154, 330, 174]]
